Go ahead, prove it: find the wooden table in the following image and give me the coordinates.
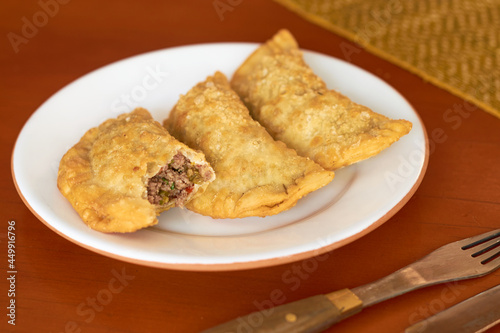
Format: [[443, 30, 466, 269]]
[[3, 1, 500, 332]]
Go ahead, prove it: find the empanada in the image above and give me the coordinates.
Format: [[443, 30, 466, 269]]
[[57, 108, 215, 233], [231, 29, 412, 170], [164, 72, 335, 219]]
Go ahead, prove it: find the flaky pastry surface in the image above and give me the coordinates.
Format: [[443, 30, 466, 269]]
[[57, 108, 213, 233], [231, 29, 412, 170], [164, 72, 335, 219]]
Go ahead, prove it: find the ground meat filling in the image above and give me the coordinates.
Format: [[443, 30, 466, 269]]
[[147, 153, 213, 207]]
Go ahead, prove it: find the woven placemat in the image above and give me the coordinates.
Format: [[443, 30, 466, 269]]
[[275, 0, 500, 119]]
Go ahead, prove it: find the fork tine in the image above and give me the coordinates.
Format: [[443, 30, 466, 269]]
[[471, 239, 500, 257], [481, 249, 500, 265], [459, 229, 500, 265], [459, 229, 500, 249]]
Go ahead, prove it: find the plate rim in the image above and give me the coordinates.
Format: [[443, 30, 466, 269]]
[[11, 42, 429, 271]]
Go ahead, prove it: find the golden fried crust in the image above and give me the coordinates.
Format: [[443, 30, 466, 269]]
[[164, 72, 335, 219], [57, 108, 214, 233], [231, 29, 412, 170]]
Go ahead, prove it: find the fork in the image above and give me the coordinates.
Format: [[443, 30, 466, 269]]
[[202, 229, 500, 333]]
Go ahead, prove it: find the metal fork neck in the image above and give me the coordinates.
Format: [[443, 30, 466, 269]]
[[352, 266, 428, 307]]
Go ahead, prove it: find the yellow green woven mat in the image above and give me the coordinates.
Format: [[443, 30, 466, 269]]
[[274, 0, 500, 119]]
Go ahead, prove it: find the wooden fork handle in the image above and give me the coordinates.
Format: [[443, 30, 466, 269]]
[[202, 289, 363, 333]]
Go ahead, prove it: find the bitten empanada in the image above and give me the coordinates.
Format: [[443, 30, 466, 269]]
[[231, 29, 412, 170], [164, 72, 335, 219], [57, 108, 215, 233]]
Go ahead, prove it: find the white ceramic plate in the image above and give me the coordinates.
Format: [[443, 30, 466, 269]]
[[12, 43, 428, 271]]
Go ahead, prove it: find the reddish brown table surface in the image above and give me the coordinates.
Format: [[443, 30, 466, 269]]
[[2, 1, 500, 332]]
